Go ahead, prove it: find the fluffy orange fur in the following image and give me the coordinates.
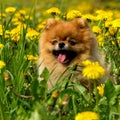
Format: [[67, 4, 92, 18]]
[[38, 18, 102, 89]]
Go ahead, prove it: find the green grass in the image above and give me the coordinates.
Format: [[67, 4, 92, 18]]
[[0, 0, 120, 120]]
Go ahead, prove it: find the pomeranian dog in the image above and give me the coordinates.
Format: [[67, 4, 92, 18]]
[[38, 18, 103, 89]]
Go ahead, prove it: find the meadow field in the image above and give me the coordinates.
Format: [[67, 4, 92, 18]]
[[0, 0, 120, 120]]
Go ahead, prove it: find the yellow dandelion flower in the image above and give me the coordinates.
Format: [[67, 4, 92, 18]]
[[97, 84, 105, 96], [105, 19, 112, 28], [96, 10, 105, 14], [0, 44, 4, 49], [13, 21, 22, 26], [97, 35, 104, 47], [66, 10, 81, 20], [19, 10, 26, 15], [0, 60, 6, 70], [82, 60, 92, 66], [46, 7, 61, 16], [10, 26, 21, 42], [5, 30, 11, 38], [5, 6, 16, 13], [25, 15, 33, 20], [10, 26, 20, 34], [26, 55, 38, 62], [112, 19, 120, 28], [0, 13, 7, 18], [96, 10, 113, 20], [14, 12, 21, 18], [75, 111, 99, 120], [92, 26, 101, 34], [82, 61, 105, 80], [26, 28, 39, 40], [118, 36, 120, 41], [82, 14, 95, 21], [12, 18, 19, 23], [37, 24, 45, 31], [109, 27, 117, 36], [114, 10, 120, 19], [0, 24, 3, 36], [26, 55, 34, 61], [37, 21, 46, 31]]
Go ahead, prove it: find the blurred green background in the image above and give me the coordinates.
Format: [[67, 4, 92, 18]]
[[1, 0, 120, 12]]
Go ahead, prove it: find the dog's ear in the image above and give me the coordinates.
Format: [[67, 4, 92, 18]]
[[73, 18, 88, 28], [45, 18, 58, 30]]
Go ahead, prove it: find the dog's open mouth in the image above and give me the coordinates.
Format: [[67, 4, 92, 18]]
[[52, 50, 77, 64]]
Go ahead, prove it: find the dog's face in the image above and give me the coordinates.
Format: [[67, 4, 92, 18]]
[[40, 18, 96, 64]]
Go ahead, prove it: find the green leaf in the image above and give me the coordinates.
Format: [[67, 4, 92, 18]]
[[109, 96, 117, 105], [40, 68, 50, 81], [98, 96, 107, 106], [60, 89, 77, 97], [115, 85, 120, 95], [31, 79, 39, 97], [104, 79, 115, 101], [30, 102, 52, 120], [104, 79, 120, 108], [73, 84, 89, 102]]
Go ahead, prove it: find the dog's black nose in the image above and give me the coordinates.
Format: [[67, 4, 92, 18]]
[[59, 42, 65, 49]]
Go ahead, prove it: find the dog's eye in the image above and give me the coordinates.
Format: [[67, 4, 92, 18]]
[[69, 39, 76, 45], [51, 39, 57, 45]]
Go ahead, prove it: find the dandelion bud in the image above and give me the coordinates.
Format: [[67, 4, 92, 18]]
[[61, 94, 69, 106], [4, 72, 10, 81], [52, 90, 59, 99]]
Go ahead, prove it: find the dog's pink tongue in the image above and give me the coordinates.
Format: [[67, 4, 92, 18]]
[[57, 54, 66, 63]]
